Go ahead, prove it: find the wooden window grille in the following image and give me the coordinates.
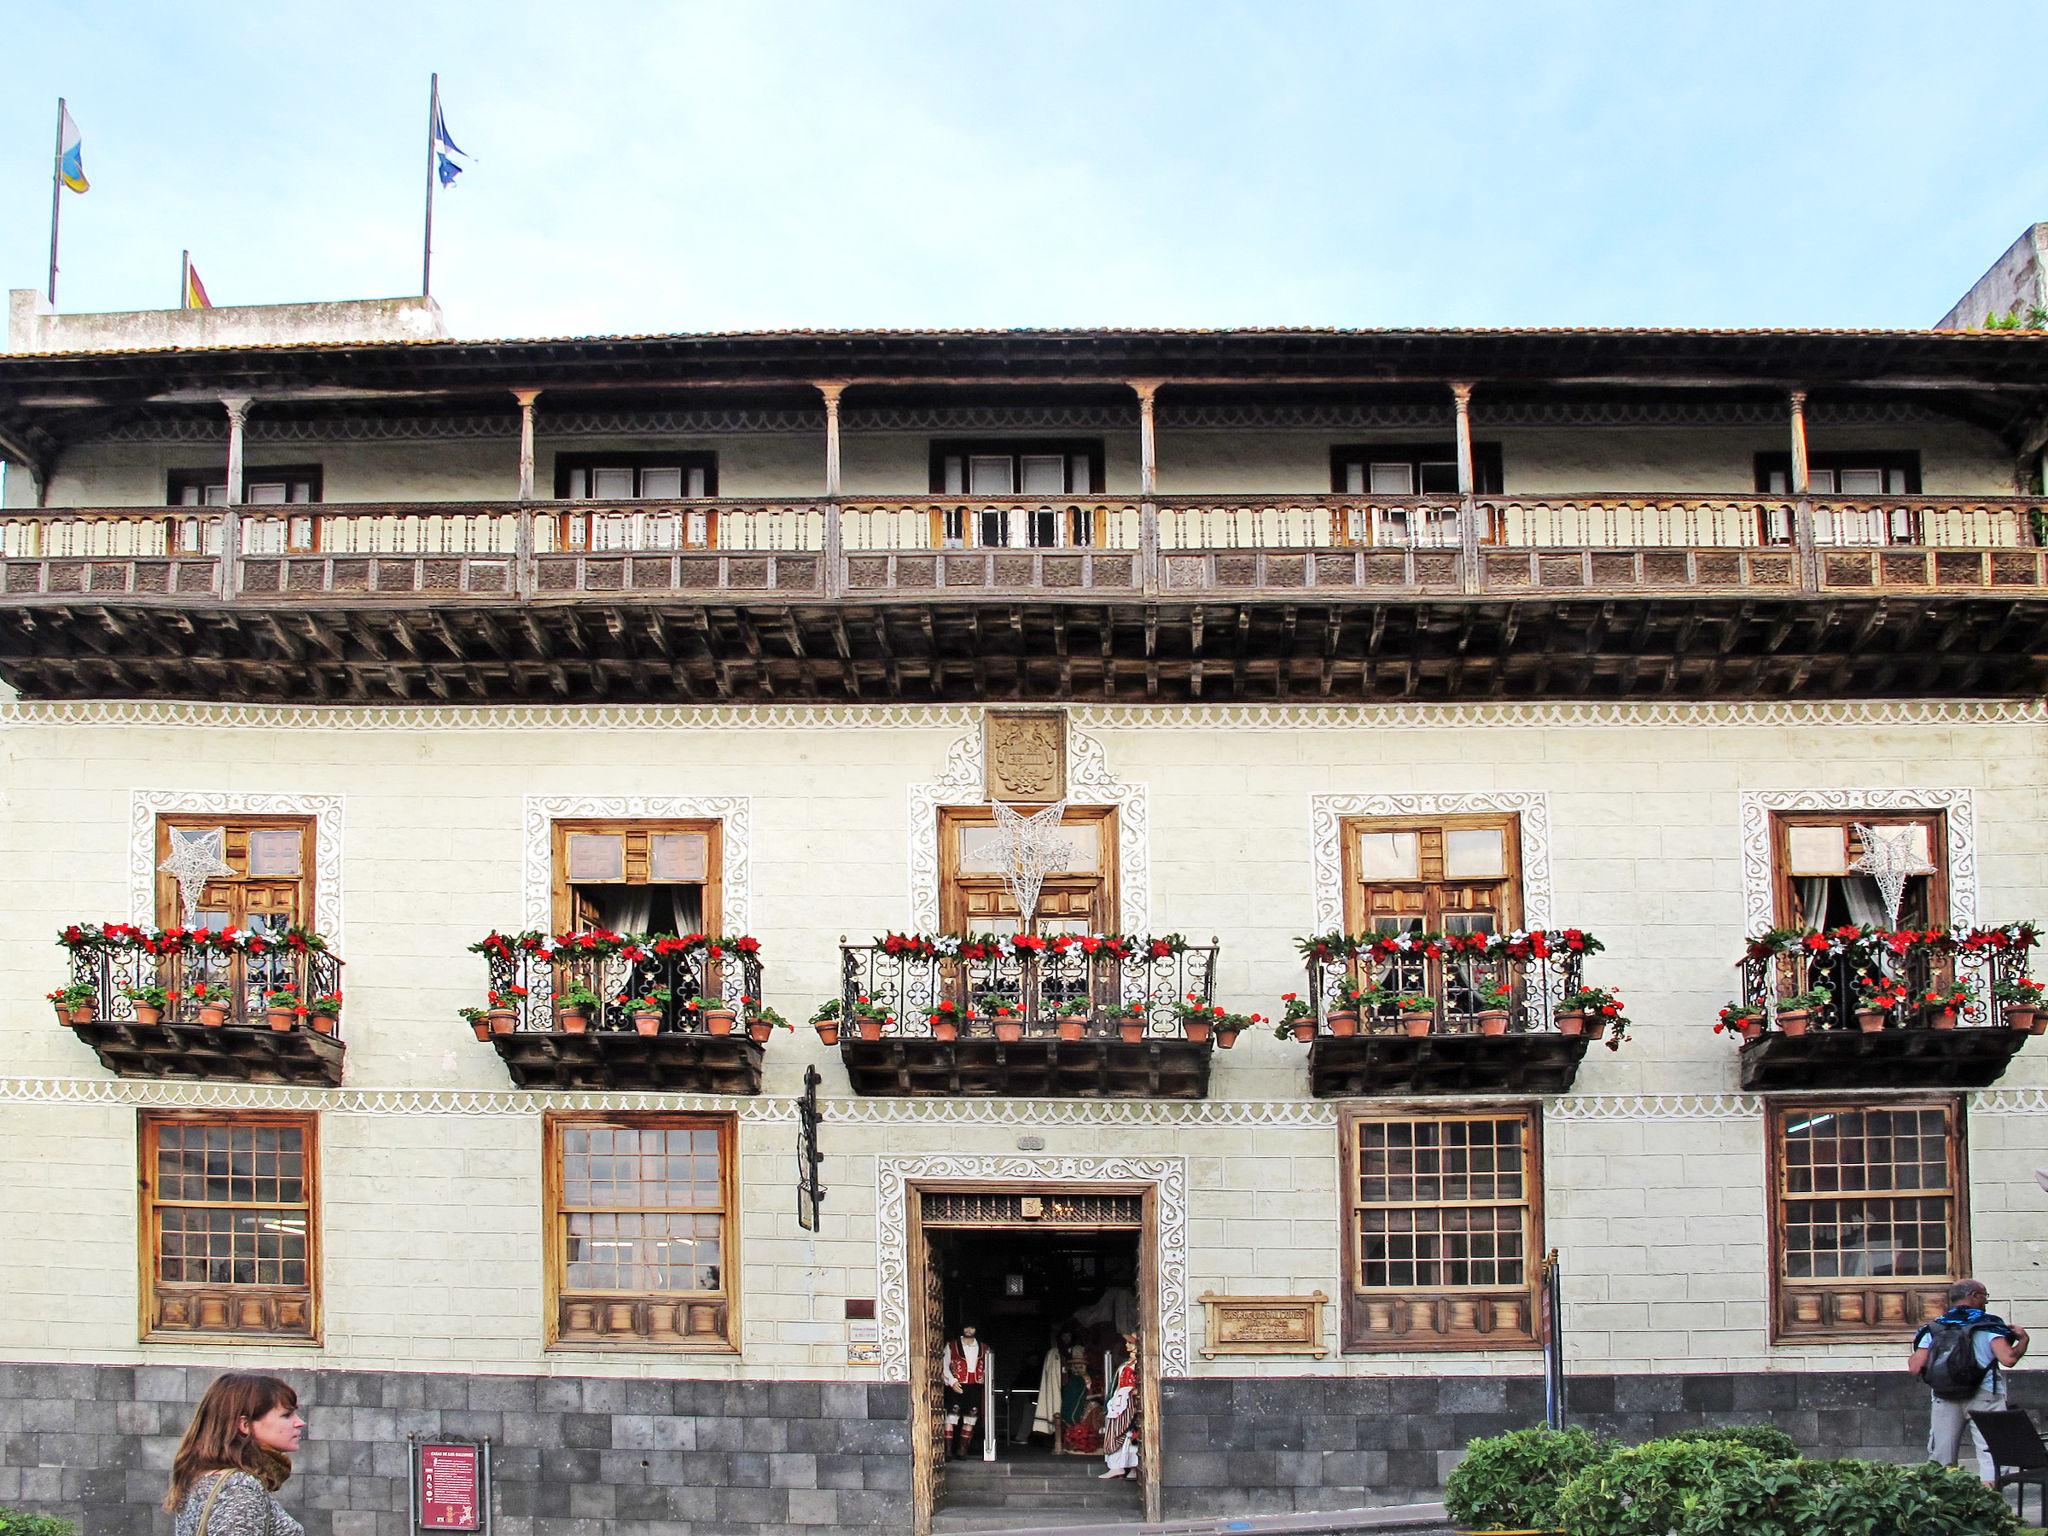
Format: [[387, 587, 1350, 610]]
[[544, 1113, 738, 1351], [139, 1111, 318, 1342], [938, 804, 1116, 937], [1767, 1098, 1965, 1341], [1340, 1105, 1541, 1352], [927, 438, 1106, 549]]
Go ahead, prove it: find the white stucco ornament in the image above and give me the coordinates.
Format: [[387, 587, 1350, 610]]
[[158, 826, 234, 924], [1849, 822, 1935, 928]]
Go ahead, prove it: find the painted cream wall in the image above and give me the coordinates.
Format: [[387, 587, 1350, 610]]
[[21, 419, 2019, 508], [0, 702, 2043, 1382]]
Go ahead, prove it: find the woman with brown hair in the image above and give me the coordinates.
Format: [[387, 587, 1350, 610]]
[[162, 1373, 306, 1536]]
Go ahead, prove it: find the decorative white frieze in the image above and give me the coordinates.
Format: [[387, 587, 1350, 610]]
[[875, 1154, 1189, 1381]]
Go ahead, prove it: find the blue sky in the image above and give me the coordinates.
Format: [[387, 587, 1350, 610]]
[[2, 1, 2044, 338]]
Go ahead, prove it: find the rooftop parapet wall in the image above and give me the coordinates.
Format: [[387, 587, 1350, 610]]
[[4, 288, 447, 355], [1936, 223, 2048, 330]]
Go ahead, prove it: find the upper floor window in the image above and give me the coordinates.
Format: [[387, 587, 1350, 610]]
[[939, 804, 1116, 935], [1329, 443, 1501, 546], [1340, 1105, 1541, 1352], [929, 439, 1105, 548], [166, 466, 322, 554], [155, 814, 315, 998], [552, 818, 721, 934], [1770, 811, 1946, 931], [1768, 1097, 1964, 1341], [1755, 451, 1923, 544], [553, 453, 719, 550], [139, 1110, 319, 1342]]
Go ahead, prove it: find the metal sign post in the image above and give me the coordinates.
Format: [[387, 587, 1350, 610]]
[[408, 1434, 490, 1535], [1540, 1249, 1566, 1430], [796, 1063, 825, 1231]]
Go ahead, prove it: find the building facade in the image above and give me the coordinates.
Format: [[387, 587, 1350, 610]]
[[0, 311, 2045, 1536]]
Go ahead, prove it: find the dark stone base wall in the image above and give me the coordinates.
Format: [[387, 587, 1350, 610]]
[[0, 1363, 910, 1536], [1161, 1370, 2043, 1519]]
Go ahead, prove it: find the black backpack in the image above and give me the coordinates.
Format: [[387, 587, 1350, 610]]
[[1921, 1319, 1991, 1401]]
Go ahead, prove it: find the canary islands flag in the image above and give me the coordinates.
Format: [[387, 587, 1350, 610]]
[[58, 104, 88, 193]]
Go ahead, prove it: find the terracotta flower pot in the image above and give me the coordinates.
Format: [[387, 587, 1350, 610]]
[[1737, 1018, 1763, 1043], [1555, 1010, 1587, 1038], [1583, 1018, 1607, 1040], [488, 1007, 518, 1035], [310, 1014, 335, 1035], [52, 1002, 74, 1028], [815, 1020, 840, 1046], [748, 1020, 773, 1044], [1215, 1026, 1239, 1049], [1056, 1018, 1087, 1041], [1325, 1009, 1360, 1038], [633, 1011, 662, 1037], [266, 1007, 296, 1032], [1928, 1008, 1959, 1031], [558, 1009, 590, 1034], [2033, 1013, 2048, 1036], [197, 1003, 229, 1027], [132, 1005, 162, 1027], [470, 1020, 491, 1042], [1776, 1009, 1811, 1038], [1476, 1010, 1510, 1036], [857, 1016, 883, 1042], [69, 1004, 98, 1026], [1855, 1009, 1887, 1034], [996, 1019, 1025, 1043], [1182, 1018, 1212, 1044], [930, 1018, 959, 1042], [1401, 1012, 1433, 1038], [2004, 1007, 2036, 1033], [704, 1009, 737, 1037], [1291, 1020, 1317, 1043]]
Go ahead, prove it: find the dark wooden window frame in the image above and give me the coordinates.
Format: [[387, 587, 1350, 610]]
[[1339, 812, 1524, 936], [937, 803, 1118, 935], [166, 464, 325, 506], [1765, 1095, 1967, 1343], [542, 1110, 740, 1353], [1768, 809, 1949, 932], [928, 438, 1108, 549], [1330, 442, 1504, 496], [552, 451, 720, 500], [1753, 451, 1924, 544], [1337, 1101, 1544, 1354], [548, 816, 724, 935], [153, 813, 317, 933], [137, 1108, 321, 1345]]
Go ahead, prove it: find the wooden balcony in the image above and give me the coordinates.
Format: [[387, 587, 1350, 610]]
[[0, 493, 2043, 703], [56, 929, 346, 1087], [1297, 936, 1599, 1097], [835, 937, 1221, 1099], [472, 930, 768, 1093]]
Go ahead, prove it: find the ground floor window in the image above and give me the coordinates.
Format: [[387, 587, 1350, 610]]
[[138, 1110, 318, 1342], [1339, 1105, 1541, 1352], [1768, 1097, 1965, 1341], [544, 1112, 738, 1351]]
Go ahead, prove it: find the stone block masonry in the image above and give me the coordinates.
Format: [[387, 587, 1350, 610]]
[[0, 1362, 909, 1536]]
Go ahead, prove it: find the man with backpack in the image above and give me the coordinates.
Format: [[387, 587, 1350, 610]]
[[1908, 1277, 2029, 1481]]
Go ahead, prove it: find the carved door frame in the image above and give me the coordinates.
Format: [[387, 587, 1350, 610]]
[[906, 1179, 1161, 1535]]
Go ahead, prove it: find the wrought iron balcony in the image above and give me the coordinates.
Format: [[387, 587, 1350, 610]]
[[470, 929, 769, 1092], [0, 493, 2043, 703], [1296, 931, 1599, 1097], [1730, 925, 2041, 1090], [53, 922, 346, 1086], [834, 934, 1222, 1098]]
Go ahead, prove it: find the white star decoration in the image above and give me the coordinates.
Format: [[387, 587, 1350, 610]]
[[158, 826, 234, 925], [990, 798, 1070, 927], [1848, 822, 1935, 929]]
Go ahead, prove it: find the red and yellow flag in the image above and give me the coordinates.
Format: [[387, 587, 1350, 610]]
[[184, 261, 211, 310]]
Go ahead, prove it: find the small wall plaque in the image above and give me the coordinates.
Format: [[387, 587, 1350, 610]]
[[985, 710, 1067, 802], [1197, 1291, 1329, 1358]]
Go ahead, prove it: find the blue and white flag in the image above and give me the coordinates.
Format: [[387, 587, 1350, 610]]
[[432, 95, 467, 187], [58, 104, 88, 193]]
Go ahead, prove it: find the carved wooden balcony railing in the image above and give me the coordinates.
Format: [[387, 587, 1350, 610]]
[[473, 929, 768, 1092], [56, 924, 346, 1086], [1298, 934, 1595, 1097], [1730, 926, 2041, 1090], [835, 935, 1221, 1098]]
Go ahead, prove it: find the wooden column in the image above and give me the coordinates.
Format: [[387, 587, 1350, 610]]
[[222, 396, 252, 505], [818, 382, 846, 599], [1788, 390, 1817, 590], [513, 388, 541, 500], [1133, 380, 1161, 594], [1452, 382, 1479, 592]]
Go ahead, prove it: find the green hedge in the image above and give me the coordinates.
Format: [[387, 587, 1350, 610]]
[[0, 1512, 79, 1536], [1446, 1427, 2022, 1536]]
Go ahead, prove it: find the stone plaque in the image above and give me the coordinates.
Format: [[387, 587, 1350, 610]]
[[1197, 1291, 1329, 1358], [985, 710, 1066, 802]]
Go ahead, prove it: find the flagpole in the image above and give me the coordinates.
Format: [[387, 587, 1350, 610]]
[[48, 98, 66, 305], [180, 250, 190, 310], [422, 72, 438, 297]]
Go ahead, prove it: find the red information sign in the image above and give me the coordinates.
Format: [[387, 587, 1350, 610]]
[[419, 1442, 482, 1532]]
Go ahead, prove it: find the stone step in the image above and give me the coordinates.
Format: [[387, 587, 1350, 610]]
[[943, 1488, 1144, 1511], [948, 1465, 1134, 1487], [932, 1512, 1136, 1533]]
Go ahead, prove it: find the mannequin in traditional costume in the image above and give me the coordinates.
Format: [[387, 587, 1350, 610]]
[[941, 1325, 990, 1459], [1100, 1330, 1140, 1479]]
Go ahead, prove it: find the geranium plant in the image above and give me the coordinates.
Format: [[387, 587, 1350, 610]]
[[1391, 992, 1436, 1014], [305, 992, 343, 1018], [1992, 975, 2045, 1005], [1558, 986, 1630, 1049], [977, 992, 1022, 1020], [1777, 983, 1832, 1014], [619, 987, 671, 1013], [1921, 980, 1979, 1015], [124, 983, 173, 1009], [1857, 975, 1911, 1012], [47, 981, 95, 1010], [1714, 1001, 1764, 1036], [1477, 980, 1516, 1011], [554, 981, 605, 1013], [746, 1003, 791, 1031]]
